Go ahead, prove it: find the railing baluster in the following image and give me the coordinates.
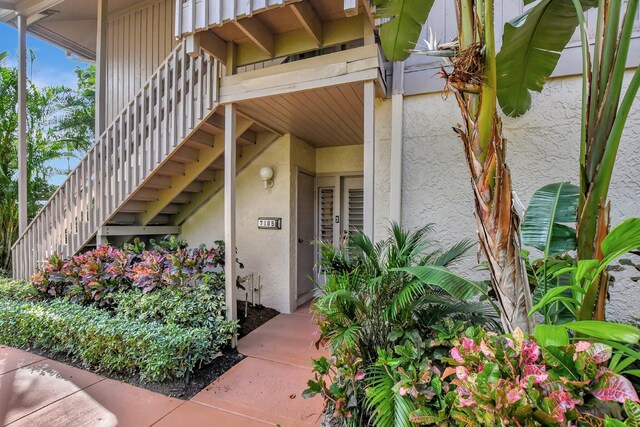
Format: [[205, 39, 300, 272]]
[[180, 51, 186, 138], [188, 55, 195, 130], [164, 64, 171, 157], [154, 75, 161, 167], [171, 52, 178, 149], [143, 85, 150, 178], [11, 42, 220, 279]]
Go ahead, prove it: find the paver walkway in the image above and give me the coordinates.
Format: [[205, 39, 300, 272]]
[[0, 302, 326, 426]]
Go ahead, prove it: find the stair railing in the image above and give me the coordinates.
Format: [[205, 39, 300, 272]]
[[12, 40, 220, 280]]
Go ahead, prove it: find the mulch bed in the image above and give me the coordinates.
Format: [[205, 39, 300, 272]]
[[22, 302, 280, 400]]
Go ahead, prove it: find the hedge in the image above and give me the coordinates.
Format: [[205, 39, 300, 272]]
[[0, 299, 214, 381]]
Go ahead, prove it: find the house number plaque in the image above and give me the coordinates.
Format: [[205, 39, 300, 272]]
[[257, 217, 282, 230]]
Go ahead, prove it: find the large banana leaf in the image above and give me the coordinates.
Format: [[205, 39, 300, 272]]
[[535, 321, 640, 346], [496, 0, 597, 117], [375, 0, 435, 62], [522, 182, 579, 257], [600, 218, 640, 266]]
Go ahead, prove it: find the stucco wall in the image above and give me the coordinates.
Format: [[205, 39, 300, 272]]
[[316, 145, 364, 175], [375, 71, 640, 322], [180, 134, 323, 314], [180, 135, 296, 313]]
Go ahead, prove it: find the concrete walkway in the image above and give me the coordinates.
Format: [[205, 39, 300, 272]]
[[0, 303, 326, 426]]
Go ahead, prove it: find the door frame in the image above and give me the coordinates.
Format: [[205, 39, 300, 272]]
[[294, 166, 317, 308]]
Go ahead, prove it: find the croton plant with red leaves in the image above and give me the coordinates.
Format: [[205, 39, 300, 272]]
[[31, 239, 225, 306], [442, 327, 639, 426]]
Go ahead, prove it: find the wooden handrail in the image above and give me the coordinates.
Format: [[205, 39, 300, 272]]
[[11, 41, 220, 280]]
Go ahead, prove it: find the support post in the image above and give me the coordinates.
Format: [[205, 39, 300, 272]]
[[363, 81, 375, 239], [390, 61, 404, 223], [95, 0, 108, 139], [224, 103, 237, 328], [17, 14, 28, 234]]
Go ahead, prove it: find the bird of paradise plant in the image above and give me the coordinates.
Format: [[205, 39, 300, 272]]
[[376, 0, 535, 333]]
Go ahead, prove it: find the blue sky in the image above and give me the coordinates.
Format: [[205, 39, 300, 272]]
[[1, 22, 88, 184], [0, 23, 86, 89]]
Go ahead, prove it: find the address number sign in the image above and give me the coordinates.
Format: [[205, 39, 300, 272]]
[[257, 217, 282, 230]]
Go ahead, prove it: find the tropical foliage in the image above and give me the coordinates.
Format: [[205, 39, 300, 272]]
[[501, 0, 640, 321], [0, 238, 235, 381], [305, 224, 499, 425], [31, 238, 225, 306], [0, 52, 95, 274], [0, 298, 216, 381], [444, 328, 639, 426], [377, 0, 535, 334]]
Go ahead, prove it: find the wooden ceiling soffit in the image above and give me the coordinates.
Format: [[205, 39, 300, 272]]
[[236, 13, 363, 67]]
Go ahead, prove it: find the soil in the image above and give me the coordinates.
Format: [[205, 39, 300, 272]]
[[237, 302, 280, 337], [21, 301, 280, 400]]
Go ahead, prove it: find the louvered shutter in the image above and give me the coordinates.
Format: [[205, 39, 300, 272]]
[[346, 188, 364, 233], [319, 188, 334, 244]]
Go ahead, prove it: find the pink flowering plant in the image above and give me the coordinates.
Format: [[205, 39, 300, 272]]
[[442, 327, 639, 426]]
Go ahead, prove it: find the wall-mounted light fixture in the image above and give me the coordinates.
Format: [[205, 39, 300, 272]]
[[260, 166, 274, 189]]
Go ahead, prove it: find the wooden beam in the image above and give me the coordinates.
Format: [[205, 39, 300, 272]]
[[219, 45, 380, 103], [363, 81, 375, 239], [98, 225, 180, 236], [15, 0, 64, 17], [290, 2, 322, 47], [362, 0, 375, 25], [137, 117, 253, 225], [95, 0, 107, 139], [233, 17, 275, 58], [344, 0, 358, 17], [235, 15, 363, 67], [185, 30, 227, 63], [225, 103, 238, 327], [17, 14, 27, 233], [206, 114, 256, 145]]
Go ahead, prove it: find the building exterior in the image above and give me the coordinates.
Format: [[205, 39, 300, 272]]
[[5, 0, 640, 320]]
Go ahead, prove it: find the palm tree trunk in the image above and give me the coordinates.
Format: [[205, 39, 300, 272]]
[[448, 0, 534, 333]]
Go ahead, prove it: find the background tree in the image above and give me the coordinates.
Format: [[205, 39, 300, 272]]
[[0, 52, 94, 275]]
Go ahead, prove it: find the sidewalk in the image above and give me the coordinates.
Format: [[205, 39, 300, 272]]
[[0, 303, 326, 426]]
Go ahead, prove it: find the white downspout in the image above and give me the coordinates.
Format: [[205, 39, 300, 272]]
[[389, 61, 404, 224]]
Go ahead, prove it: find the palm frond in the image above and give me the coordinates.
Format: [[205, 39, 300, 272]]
[[432, 239, 475, 267], [365, 364, 414, 427]]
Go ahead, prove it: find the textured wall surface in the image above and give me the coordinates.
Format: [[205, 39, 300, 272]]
[[375, 71, 640, 322], [180, 135, 296, 313], [316, 145, 364, 175]]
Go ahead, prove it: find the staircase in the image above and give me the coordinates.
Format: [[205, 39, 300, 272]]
[[12, 41, 223, 280]]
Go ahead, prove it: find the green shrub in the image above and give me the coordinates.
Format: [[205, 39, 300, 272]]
[[0, 299, 215, 381], [307, 223, 498, 426], [112, 277, 236, 350], [0, 277, 37, 301]]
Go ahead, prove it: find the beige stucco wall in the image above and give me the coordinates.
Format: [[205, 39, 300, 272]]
[[181, 135, 296, 313], [316, 145, 364, 175], [374, 70, 640, 322], [180, 134, 321, 314]]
